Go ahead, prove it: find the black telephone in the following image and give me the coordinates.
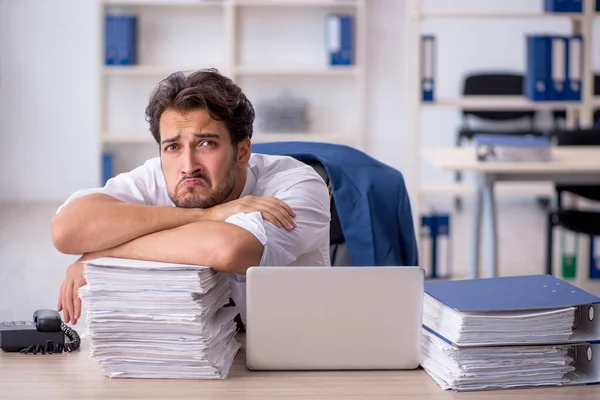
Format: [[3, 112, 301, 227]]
[[0, 309, 80, 354]]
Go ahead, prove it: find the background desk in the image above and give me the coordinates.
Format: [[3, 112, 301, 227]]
[[422, 147, 600, 280], [0, 334, 597, 400]]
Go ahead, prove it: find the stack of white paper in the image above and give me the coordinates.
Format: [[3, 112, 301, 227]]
[[421, 329, 575, 391], [423, 294, 576, 345], [79, 257, 241, 379]]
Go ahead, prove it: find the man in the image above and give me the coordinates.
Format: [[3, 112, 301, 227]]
[[52, 69, 331, 325]]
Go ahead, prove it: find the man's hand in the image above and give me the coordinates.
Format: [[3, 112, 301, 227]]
[[207, 195, 297, 231], [57, 258, 87, 325]]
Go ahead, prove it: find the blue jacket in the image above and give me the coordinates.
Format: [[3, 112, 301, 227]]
[[252, 141, 419, 266]]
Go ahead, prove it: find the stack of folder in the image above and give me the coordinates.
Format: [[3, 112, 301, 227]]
[[473, 134, 552, 162], [79, 257, 240, 379], [420, 275, 600, 391]]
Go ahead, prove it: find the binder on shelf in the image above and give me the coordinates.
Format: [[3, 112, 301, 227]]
[[423, 274, 600, 347], [566, 35, 583, 101], [597, 0, 600, 12], [421, 35, 435, 102], [550, 36, 567, 101], [525, 36, 550, 101], [589, 236, 600, 279], [102, 152, 114, 186], [544, 0, 582, 12], [420, 211, 451, 279], [105, 13, 138, 66], [326, 14, 354, 66]]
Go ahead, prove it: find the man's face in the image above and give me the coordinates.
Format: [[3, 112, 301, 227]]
[[159, 108, 240, 208]]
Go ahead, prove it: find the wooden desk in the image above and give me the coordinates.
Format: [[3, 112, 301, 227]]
[[422, 146, 600, 280], [0, 335, 597, 400]]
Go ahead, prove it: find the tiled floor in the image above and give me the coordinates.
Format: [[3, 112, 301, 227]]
[[1, 198, 599, 333]]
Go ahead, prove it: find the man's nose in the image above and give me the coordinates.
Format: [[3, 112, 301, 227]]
[[181, 150, 202, 176]]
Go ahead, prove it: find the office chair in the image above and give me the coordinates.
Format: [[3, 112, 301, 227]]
[[545, 128, 600, 276], [455, 72, 544, 211], [302, 159, 351, 266], [552, 74, 600, 131]]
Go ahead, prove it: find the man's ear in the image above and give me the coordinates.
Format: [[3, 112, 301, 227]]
[[236, 138, 251, 167]]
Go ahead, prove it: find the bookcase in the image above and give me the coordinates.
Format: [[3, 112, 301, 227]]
[[405, 0, 600, 224], [98, 0, 366, 181]]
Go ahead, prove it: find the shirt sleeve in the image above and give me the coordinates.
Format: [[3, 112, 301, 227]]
[[224, 169, 331, 266], [56, 159, 162, 214]]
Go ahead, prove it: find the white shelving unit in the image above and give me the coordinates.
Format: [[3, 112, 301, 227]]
[[98, 0, 367, 180], [405, 0, 599, 221]]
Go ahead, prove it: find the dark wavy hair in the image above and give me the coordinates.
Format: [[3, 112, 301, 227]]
[[145, 68, 255, 145]]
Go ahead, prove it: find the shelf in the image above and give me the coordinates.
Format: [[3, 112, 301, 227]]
[[102, 132, 358, 145], [418, 11, 585, 20], [423, 96, 582, 111], [103, 65, 224, 76], [102, 0, 223, 6], [420, 181, 554, 197], [234, 0, 359, 7], [235, 65, 359, 76], [102, 133, 155, 144]]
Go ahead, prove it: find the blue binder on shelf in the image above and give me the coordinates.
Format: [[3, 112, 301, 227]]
[[589, 236, 600, 279], [566, 35, 583, 101], [102, 152, 114, 186], [525, 36, 551, 101], [420, 211, 451, 279], [421, 35, 435, 102], [326, 14, 354, 66], [105, 13, 138, 66], [544, 0, 582, 12]]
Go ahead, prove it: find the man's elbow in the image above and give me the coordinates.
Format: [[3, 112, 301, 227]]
[[212, 233, 263, 275], [51, 213, 81, 254]]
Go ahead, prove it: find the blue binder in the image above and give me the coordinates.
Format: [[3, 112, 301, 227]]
[[525, 36, 551, 101], [421, 35, 435, 102], [597, 0, 600, 11], [105, 13, 137, 66], [424, 274, 600, 345], [566, 35, 583, 101], [102, 152, 114, 186], [549, 36, 567, 101], [326, 14, 354, 66], [423, 274, 600, 388], [544, 0, 582, 12]]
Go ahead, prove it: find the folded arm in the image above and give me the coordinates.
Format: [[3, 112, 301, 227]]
[[84, 220, 264, 275], [52, 194, 205, 255]]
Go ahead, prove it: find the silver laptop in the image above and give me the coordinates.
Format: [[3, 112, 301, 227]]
[[245, 266, 424, 370]]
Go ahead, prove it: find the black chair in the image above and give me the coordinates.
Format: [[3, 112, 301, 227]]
[[552, 74, 600, 130], [545, 128, 600, 276], [302, 159, 351, 266], [455, 72, 544, 210]]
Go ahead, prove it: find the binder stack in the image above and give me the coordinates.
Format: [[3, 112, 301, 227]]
[[525, 34, 582, 102], [473, 134, 552, 162], [79, 257, 241, 379], [420, 274, 600, 391]]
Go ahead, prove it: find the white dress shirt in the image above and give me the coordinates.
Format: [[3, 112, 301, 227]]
[[57, 153, 332, 323]]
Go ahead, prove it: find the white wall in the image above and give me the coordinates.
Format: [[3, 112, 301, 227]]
[[0, 0, 100, 202]]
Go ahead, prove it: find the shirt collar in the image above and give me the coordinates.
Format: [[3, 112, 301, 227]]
[[239, 166, 256, 198]]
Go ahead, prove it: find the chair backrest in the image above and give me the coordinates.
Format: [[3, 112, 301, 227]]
[[301, 159, 351, 266], [462, 72, 536, 122], [554, 127, 600, 146]]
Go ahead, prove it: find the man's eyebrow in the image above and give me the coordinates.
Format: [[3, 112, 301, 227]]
[[161, 134, 180, 145], [161, 133, 220, 145], [194, 133, 220, 140]]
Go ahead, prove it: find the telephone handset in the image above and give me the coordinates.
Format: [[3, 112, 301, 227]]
[[0, 309, 81, 354]]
